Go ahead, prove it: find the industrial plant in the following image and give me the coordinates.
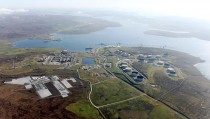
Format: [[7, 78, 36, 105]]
[[4, 76, 77, 99]]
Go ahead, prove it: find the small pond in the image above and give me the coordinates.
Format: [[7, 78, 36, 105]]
[[82, 58, 95, 65]]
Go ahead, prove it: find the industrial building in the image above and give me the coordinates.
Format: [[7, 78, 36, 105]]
[[167, 68, 177, 76], [134, 75, 144, 82], [123, 67, 132, 72], [157, 61, 164, 65], [4, 76, 77, 99], [120, 64, 128, 69], [61, 79, 73, 89], [130, 71, 139, 78], [52, 80, 69, 98], [38, 50, 80, 66], [104, 63, 112, 68], [164, 62, 170, 68], [138, 54, 145, 60]]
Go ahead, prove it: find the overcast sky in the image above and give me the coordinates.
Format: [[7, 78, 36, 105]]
[[0, 0, 210, 19]]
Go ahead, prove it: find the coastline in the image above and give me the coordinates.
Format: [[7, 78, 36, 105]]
[[194, 62, 210, 80], [8, 38, 210, 80], [123, 47, 210, 119]]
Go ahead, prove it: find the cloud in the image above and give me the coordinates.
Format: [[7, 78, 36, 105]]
[[0, 8, 28, 15]]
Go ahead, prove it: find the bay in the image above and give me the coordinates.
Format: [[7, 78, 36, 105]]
[[12, 17, 210, 79]]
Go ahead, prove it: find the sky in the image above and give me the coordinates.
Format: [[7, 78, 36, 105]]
[[0, 0, 210, 20]]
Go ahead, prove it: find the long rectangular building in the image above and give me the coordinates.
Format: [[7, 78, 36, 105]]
[[61, 79, 73, 88], [53, 81, 69, 98], [33, 83, 52, 98]]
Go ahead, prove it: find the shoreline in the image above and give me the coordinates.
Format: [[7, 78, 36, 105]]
[[7, 39, 210, 80], [194, 62, 210, 80]]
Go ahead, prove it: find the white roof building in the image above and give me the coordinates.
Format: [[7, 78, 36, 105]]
[[53, 81, 69, 98], [61, 79, 73, 88], [25, 84, 33, 90], [52, 76, 59, 81], [33, 82, 52, 98], [167, 68, 175, 72], [123, 67, 132, 72], [37, 89, 52, 98], [4, 76, 31, 85], [4, 75, 73, 98], [69, 78, 76, 83], [157, 61, 164, 65]]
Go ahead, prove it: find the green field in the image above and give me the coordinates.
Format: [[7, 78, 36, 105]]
[[66, 101, 102, 119], [79, 69, 109, 84], [100, 95, 183, 119], [114, 73, 135, 84], [0, 41, 63, 76], [0, 41, 60, 56], [91, 78, 141, 106]]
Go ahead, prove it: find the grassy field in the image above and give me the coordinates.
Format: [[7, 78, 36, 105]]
[[100, 95, 184, 119], [66, 100, 102, 119], [114, 73, 135, 84], [91, 78, 141, 106], [0, 40, 65, 77], [79, 68, 109, 84], [0, 41, 60, 56]]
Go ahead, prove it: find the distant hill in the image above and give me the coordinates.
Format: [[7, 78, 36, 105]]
[[0, 14, 121, 41]]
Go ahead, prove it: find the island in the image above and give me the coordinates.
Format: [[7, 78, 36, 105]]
[[144, 30, 192, 38]]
